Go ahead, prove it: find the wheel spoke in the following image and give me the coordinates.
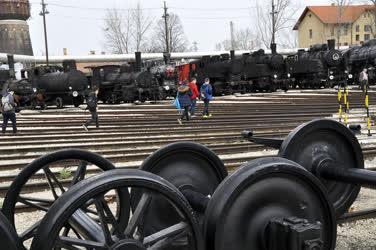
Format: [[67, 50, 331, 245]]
[[143, 222, 189, 246], [94, 198, 114, 245], [125, 193, 151, 238], [43, 167, 66, 199], [56, 236, 106, 249], [19, 196, 54, 205], [98, 196, 124, 239], [70, 162, 87, 186], [19, 220, 41, 242], [18, 196, 49, 211], [148, 230, 189, 249]]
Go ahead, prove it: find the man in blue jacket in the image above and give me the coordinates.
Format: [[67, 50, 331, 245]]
[[200, 78, 213, 118]]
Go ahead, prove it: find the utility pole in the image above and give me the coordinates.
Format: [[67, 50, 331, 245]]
[[192, 41, 198, 52], [163, 1, 170, 53], [40, 0, 49, 65], [230, 21, 235, 50], [270, 0, 277, 45]]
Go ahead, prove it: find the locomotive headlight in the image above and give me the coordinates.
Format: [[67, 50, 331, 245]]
[[330, 71, 334, 75], [69, 86, 72, 90], [329, 75, 334, 80], [274, 74, 278, 79], [32, 88, 37, 93], [164, 86, 170, 91], [348, 74, 353, 79], [287, 73, 291, 78], [72, 91, 79, 97]]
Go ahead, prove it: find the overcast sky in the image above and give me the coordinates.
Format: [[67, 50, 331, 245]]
[[27, 0, 338, 56]]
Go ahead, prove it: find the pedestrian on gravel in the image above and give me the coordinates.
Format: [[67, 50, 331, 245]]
[[1, 89, 17, 134], [83, 89, 99, 131], [200, 78, 213, 118], [188, 77, 199, 117], [177, 80, 192, 125], [359, 68, 368, 92]]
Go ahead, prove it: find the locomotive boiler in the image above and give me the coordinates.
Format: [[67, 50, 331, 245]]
[[344, 39, 376, 85], [29, 60, 89, 108], [91, 52, 162, 103], [286, 39, 344, 88]]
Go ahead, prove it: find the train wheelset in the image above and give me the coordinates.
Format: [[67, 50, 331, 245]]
[[0, 118, 372, 249]]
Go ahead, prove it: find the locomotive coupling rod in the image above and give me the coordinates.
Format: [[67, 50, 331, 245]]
[[316, 159, 376, 186], [241, 130, 284, 149]]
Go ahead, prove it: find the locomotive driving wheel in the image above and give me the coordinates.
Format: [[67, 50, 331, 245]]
[[2, 149, 130, 248], [30, 170, 204, 250]]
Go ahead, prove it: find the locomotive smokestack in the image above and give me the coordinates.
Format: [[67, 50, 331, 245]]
[[7, 54, 15, 79], [62, 60, 77, 72], [230, 50, 235, 60], [271, 43, 277, 54], [328, 39, 335, 50], [135, 52, 142, 72]]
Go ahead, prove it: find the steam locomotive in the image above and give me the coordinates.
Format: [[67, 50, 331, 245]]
[[1, 56, 90, 109], [177, 40, 346, 95], [90, 52, 173, 103], [286, 39, 346, 89]]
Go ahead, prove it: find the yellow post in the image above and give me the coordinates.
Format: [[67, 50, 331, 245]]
[[338, 87, 342, 122], [343, 85, 348, 125], [365, 80, 372, 136]]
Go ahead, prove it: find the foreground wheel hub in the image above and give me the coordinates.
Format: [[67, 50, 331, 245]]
[[111, 239, 146, 250]]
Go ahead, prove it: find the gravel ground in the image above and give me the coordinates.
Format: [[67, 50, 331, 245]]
[[336, 188, 376, 249]]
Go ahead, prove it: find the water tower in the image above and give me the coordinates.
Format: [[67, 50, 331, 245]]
[[0, 0, 33, 55]]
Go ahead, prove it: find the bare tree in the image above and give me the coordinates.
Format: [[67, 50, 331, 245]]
[[235, 28, 262, 50], [103, 9, 132, 54], [149, 13, 188, 52], [332, 0, 352, 48], [215, 28, 261, 51], [131, 2, 153, 52], [255, 0, 297, 49]]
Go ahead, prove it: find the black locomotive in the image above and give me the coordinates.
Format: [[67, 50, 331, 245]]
[[91, 52, 167, 103], [286, 39, 344, 89], [2, 56, 89, 109]]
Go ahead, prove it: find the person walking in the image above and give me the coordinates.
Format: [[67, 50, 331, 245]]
[[177, 80, 192, 125], [188, 77, 199, 117], [200, 78, 213, 118], [83, 89, 99, 131], [359, 68, 368, 92], [1, 89, 17, 134]]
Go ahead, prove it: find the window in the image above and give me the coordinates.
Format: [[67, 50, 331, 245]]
[[365, 34, 371, 41], [309, 14, 312, 18], [356, 34, 360, 41], [344, 42, 348, 46], [331, 26, 335, 36], [356, 25, 360, 32], [309, 29, 313, 39], [365, 25, 371, 32], [343, 25, 348, 36]]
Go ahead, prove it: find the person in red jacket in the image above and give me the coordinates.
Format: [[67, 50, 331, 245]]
[[188, 77, 199, 117]]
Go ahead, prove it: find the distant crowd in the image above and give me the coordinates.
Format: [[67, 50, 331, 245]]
[[176, 77, 213, 125]]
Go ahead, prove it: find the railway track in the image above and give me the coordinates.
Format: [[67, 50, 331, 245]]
[[2, 89, 376, 215]]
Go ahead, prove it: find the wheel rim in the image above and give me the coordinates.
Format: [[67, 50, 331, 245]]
[[30, 170, 204, 250], [204, 157, 336, 250], [136, 142, 227, 232], [2, 149, 130, 248]]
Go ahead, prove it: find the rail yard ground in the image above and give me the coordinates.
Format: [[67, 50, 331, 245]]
[[3, 88, 376, 249]]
